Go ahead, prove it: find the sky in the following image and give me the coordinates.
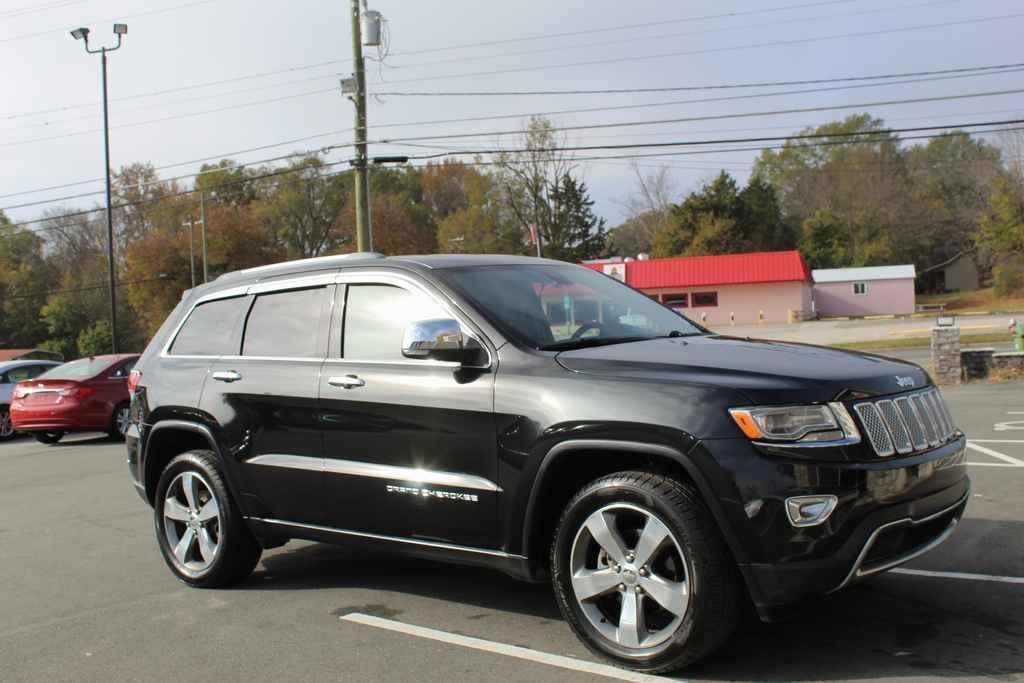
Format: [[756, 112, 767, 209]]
[[2, 0, 1023, 233]]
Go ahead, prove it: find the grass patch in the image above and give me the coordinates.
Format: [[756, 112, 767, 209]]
[[917, 287, 1024, 314], [833, 332, 1012, 352]]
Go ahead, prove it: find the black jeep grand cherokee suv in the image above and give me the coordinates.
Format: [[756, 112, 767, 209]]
[[127, 253, 968, 673]]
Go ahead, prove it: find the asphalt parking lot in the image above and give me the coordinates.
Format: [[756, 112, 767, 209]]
[[1, 382, 1023, 682]]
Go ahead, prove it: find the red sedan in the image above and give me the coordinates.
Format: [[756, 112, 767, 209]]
[[10, 354, 139, 444]]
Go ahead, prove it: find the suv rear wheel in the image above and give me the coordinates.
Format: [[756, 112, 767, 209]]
[[154, 450, 261, 587], [551, 470, 741, 674]]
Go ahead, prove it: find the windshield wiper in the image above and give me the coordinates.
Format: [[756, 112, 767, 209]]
[[661, 330, 704, 338], [541, 336, 652, 352]]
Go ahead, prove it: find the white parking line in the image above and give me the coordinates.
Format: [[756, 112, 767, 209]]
[[966, 442, 1024, 467], [891, 568, 1024, 585], [970, 439, 1024, 444], [340, 613, 672, 683]]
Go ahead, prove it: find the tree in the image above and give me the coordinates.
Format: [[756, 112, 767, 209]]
[[493, 116, 580, 257], [436, 169, 524, 254], [977, 174, 1024, 294], [0, 211, 52, 347], [651, 172, 739, 257], [336, 194, 436, 256], [77, 320, 112, 357], [545, 174, 606, 261], [195, 159, 269, 207], [799, 210, 849, 269], [754, 114, 906, 267], [612, 165, 677, 256], [255, 156, 350, 258]]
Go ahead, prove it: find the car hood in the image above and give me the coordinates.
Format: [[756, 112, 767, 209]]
[[555, 335, 931, 404]]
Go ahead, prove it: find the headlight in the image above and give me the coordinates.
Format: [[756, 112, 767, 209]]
[[729, 403, 861, 445]]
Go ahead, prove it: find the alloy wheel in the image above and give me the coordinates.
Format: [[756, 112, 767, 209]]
[[0, 410, 13, 439], [115, 406, 132, 435], [570, 503, 690, 651], [162, 471, 222, 573]]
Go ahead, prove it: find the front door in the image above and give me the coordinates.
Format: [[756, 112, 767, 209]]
[[201, 282, 334, 525], [319, 275, 498, 549]]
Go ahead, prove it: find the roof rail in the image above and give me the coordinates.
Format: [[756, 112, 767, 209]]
[[215, 252, 386, 282]]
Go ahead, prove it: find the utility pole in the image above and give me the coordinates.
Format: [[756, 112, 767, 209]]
[[350, 0, 371, 252], [182, 218, 196, 288], [199, 192, 209, 283], [72, 23, 126, 353]]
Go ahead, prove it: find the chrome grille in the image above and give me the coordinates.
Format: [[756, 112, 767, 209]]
[[853, 403, 895, 457], [912, 393, 939, 446], [895, 397, 928, 450], [876, 400, 913, 454], [854, 388, 957, 457]]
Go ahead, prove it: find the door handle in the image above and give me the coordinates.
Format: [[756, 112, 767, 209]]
[[212, 370, 242, 383], [327, 375, 365, 389]]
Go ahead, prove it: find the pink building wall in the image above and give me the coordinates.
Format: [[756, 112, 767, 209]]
[[643, 281, 812, 325], [813, 278, 915, 317]]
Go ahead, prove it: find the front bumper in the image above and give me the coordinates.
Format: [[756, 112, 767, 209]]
[[693, 434, 969, 613]]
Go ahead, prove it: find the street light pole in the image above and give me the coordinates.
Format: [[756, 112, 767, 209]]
[[72, 24, 127, 354]]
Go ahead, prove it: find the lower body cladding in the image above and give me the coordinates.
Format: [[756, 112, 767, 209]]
[[694, 434, 969, 617]]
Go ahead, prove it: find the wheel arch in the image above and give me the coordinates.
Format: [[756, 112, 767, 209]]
[[142, 420, 224, 504], [521, 439, 745, 581]]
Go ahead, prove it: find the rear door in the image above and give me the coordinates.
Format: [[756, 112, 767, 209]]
[[201, 276, 334, 525], [319, 271, 498, 548]]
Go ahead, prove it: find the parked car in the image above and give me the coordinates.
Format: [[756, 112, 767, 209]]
[[11, 354, 139, 444], [0, 359, 61, 440], [127, 254, 968, 674]]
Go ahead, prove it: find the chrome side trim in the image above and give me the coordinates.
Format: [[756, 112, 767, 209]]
[[831, 490, 969, 593], [248, 517, 521, 559], [246, 454, 501, 492]]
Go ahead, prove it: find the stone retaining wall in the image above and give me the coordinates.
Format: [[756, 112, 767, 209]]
[[958, 348, 1024, 379]]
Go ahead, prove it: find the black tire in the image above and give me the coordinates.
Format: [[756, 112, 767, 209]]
[[0, 407, 15, 441], [154, 450, 261, 588], [551, 470, 741, 674], [34, 431, 64, 444], [108, 401, 131, 440]]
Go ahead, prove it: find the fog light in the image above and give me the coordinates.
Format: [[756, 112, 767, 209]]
[[785, 495, 838, 527]]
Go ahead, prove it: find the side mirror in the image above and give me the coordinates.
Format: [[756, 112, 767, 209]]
[[402, 318, 466, 362]]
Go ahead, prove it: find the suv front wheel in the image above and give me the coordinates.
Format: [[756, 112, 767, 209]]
[[154, 450, 262, 587], [551, 470, 741, 674]]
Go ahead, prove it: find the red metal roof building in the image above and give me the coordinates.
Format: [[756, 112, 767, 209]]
[[585, 251, 813, 325]]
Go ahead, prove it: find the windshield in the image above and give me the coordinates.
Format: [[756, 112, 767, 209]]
[[439, 264, 704, 350], [37, 357, 114, 381]]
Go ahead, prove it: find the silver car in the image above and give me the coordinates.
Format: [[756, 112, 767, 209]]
[[0, 360, 61, 439]]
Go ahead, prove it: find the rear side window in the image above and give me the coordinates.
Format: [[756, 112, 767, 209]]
[[242, 287, 326, 358], [38, 357, 113, 380], [169, 297, 247, 356], [343, 284, 446, 361]]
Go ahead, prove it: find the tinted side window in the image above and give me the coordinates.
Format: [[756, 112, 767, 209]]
[[243, 287, 326, 358], [343, 284, 445, 361], [4, 366, 37, 383], [169, 297, 247, 356]]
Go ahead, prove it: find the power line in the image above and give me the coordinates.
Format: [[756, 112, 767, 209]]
[[374, 62, 1024, 97], [0, 0, 216, 44], [4, 157, 356, 230], [2, 277, 175, 302], [371, 12, 1024, 86], [0, 0, 87, 20], [376, 0, 964, 72], [0, 0, 861, 121], [369, 87, 1024, 145], [4, 120, 1019, 224], [8, 57, 1022, 138], [4, 88, 1022, 209], [5, 69, 1023, 152], [397, 120, 1024, 161]]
